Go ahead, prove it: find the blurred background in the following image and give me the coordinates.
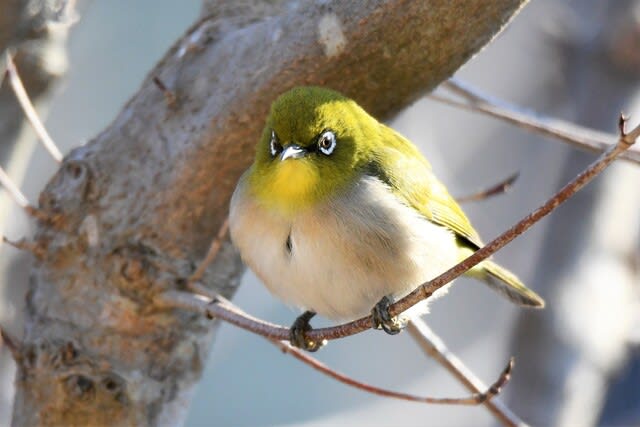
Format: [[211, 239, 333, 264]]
[[0, 1, 639, 426]]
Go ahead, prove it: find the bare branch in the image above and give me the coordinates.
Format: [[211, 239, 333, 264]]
[[189, 218, 229, 283], [4, 52, 63, 163], [0, 164, 29, 208], [157, 290, 512, 406], [2, 236, 45, 259], [275, 337, 513, 406], [0, 164, 45, 220], [162, 287, 290, 339], [430, 79, 640, 165], [407, 319, 525, 427], [0, 327, 21, 361], [456, 172, 519, 203]]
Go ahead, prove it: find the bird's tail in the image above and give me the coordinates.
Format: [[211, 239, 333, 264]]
[[468, 260, 545, 308]]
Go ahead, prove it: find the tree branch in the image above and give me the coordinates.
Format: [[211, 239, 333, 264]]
[[407, 319, 525, 427], [276, 338, 514, 406], [4, 52, 63, 163], [430, 79, 640, 165], [455, 172, 519, 203], [0, 165, 45, 221], [158, 290, 513, 407]]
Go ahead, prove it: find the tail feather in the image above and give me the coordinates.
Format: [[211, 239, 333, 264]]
[[470, 260, 545, 308]]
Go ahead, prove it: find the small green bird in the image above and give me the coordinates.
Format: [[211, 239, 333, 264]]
[[229, 86, 544, 351]]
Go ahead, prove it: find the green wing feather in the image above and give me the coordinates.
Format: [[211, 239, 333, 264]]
[[371, 124, 482, 249]]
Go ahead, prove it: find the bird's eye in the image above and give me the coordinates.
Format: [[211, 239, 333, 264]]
[[269, 130, 282, 157], [317, 130, 336, 155]]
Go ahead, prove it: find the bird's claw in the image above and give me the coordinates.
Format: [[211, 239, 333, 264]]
[[371, 296, 405, 335], [289, 311, 325, 352]]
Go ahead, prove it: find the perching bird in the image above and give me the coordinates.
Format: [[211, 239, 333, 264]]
[[229, 86, 544, 351]]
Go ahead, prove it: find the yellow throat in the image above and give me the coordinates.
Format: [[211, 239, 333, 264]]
[[250, 158, 320, 215]]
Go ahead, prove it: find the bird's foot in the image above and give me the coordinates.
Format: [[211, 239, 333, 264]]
[[289, 311, 325, 352], [371, 296, 405, 335]]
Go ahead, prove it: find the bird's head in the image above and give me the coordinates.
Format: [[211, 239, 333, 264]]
[[248, 86, 379, 215]]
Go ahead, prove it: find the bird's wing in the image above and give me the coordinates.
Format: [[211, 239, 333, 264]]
[[369, 126, 483, 249], [425, 178, 483, 249]]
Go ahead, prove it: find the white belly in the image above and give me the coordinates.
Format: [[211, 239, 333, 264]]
[[229, 175, 459, 321]]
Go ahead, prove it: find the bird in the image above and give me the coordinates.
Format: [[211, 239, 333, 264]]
[[229, 86, 544, 351]]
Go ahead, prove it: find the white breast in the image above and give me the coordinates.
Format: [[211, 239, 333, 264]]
[[229, 175, 459, 321]]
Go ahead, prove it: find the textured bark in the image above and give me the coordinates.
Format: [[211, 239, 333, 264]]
[[11, 1, 528, 425], [0, 0, 74, 425], [508, 1, 640, 425]]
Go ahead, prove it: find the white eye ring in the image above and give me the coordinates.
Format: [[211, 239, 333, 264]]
[[269, 130, 282, 157], [317, 130, 336, 155]]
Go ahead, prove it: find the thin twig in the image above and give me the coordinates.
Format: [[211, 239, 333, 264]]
[[0, 165, 46, 220], [182, 286, 522, 420], [5, 52, 63, 163], [456, 172, 519, 203], [0, 165, 29, 208], [157, 290, 512, 406], [0, 327, 21, 360], [407, 319, 525, 427], [161, 121, 635, 344], [188, 218, 229, 283], [431, 79, 640, 165], [2, 236, 45, 258], [180, 283, 291, 338], [274, 337, 512, 405]]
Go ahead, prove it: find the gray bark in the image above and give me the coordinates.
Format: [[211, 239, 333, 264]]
[[8, 0, 529, 425], [508, 1, 640, 425]]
